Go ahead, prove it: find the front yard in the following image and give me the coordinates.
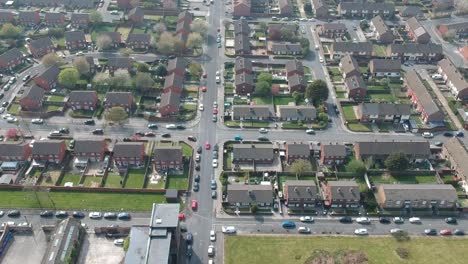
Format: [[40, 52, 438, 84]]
[[341, 105, 357, 121]]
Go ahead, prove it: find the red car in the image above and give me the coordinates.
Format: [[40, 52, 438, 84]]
[[191, 200, 198, 210], [213, 108, 218, 114], [201, 86, 207, 92], [440, 229, 452, 236], [205, 142, 211, 150], [202, 72, 207, 78]]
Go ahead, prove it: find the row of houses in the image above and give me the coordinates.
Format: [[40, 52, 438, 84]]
[[338, 2, 395, 18], [8, 0, 94, 8], [159, 57, 186, 116], [231, 104, 317, 122], [233, 0, 293, 17]]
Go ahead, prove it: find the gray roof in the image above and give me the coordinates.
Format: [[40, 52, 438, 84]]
[[406, 17, 429, 38], [344, 75, 367, 91], [284, 180, 317, 200], [356, 141, 431, 157], [339, 2, 395, 13], [108, 57, 132, 68], [18, 11, 38, 21], [153, 146, 182, 162], [379, 184, 457, 202], [164, 72, 184, 90], [235, 72, 253, 86], [285, 59, 304, 74], [42, 218, 83, 264], [359, 103, 411, 116], [234, 19, 250, 35], [235, 57, 252, 72], [128, 7, 144, 18], [405, 70, 443, 118], [113, 142, 144, 158], [32, 140, 64, 155], [71, 13, 89, 22], [388, 43, 443, 55], [277, 105, 316, 119], [232, 105, 272, 119], [0, 142, 29, 158], [331, 42, 373, 54], [369, 59, 401, 73], [287, 143, 310, 157], [102, 32, 121, 42], [443, 138, 468, 180], [322, 144, 346, 157], [37, 66, 60, 83], [270, 42, 302, 53], [105, 92, 133, 106], [438, 58, 468, 94], [227, 184, 274, 204], [167, 57, 186, 73], [44, 12, 63, 21], [0, 48, 23, 63], [21, 85, 45, 101], [233, 144, 274, 160], [74, 139, 106, 154], [402, 6, 422, 17], [340, 54, 360, 77], [160, 90, 181, 109], [328, 180, 360, 200], [0, 11, 13, 21], [178, 11, 193, 22], [18, 0, 94, 8], [288, 74, 306, 88], [68, 91, 97, 103], [235, 34, 250, 53], [321, 22, 346, 31], [29, 37, 54, 51], [371, 15, 391, 35], [126, 33, 150, 43], [150, 203, 180, 228], [65, 30, 86, 42]]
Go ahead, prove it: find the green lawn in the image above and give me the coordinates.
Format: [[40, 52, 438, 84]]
[[373, 44, 387, 57], [180, 142, 193, 157], [125, 168, 146, 188], [372, 174, 437, 184], [328, 67, 341, 76], [348, 123, 372, 132], [369, 93, 395, 102], [273, 96, 295, 106], [105, 173, 123, 188], [336, 91, 346, 98], [225, 236, 468, 264], [59, 173, 82, 186], [166, 163, 189, 190], [83, 176, 102, 187], [342, 105, 357, 121], [7, 103, 20, 115], [252, 96, 272, 105], [0, 190, 165, 211], [132, 27, 147, 34], [46, 105, 63, 112], [47, 95, 66, 102], [225, 120, 270, 128]]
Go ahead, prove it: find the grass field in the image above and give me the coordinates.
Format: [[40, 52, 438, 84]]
[[125, 168, 146, 188], [91, 24, 115, 41], [105, 173, 122, 188], [372, 174, 437, 184], [47, 95, 66, 102], [83, 176, 102, 187], [166, 164, 189, 190], [342, 105, 357, 121], [348, 123, 372, 132], [273, 96, 295, 106], [117, 26, 132, 40], [225, 236, 468, 264], [252, 96, 272, 105], [59, 173, 82, 186]]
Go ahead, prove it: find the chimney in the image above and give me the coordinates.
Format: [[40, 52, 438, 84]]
[[294, 187, 298, 192], [306, 187, 311, 193], [350, 188, 354, 193], [337, 188, 341, 193]]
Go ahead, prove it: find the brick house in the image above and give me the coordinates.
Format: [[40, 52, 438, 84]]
[[269, 42, 302, 55], [159, 90, 181, 116], [65, 31, 87, 50], [312, 0, 328, 18], [437, 22, 468, 39], [288, 74, 306, 93], [153, 146, 183, 170], [344, 75, 367, 99], [73, 139, 107, 162], [442, 137, 468, 181], [406, 17, 431, 44], [167, 57, 186, 77], [235, 72, 254, 95], [232, 144, 274, 164], [437, 58, 468, 100], [232, 105, 273, 121], [356, 103, 411, 123], [276, 105, 316, 121], [370, 15, 394, 44], [338, 2, 395, 18], [70, 13, 90, 29], [0, 48, 25, 72], [0, 11, 14, 24], [128, 7, 144, 24], [284, 180, 317, 208], [104, 92, 134, 112], [107, 57, 133, 73], [286, 143, 310, 163], [126, 33, 151, 50], [278, 0, 293, 15], [34, 66, 60, 90], [0, 142, 32, 162], [317, 23, 347, 38], [339, 54, 361, 79], [234, 19, 250, 36], [28, 37, 55, 58], [226, 184, 273, 208], [321, 180, 360, 209], [386, 43, 443, 63], [102, 32, 122, 49], [19, 85, 45, 111], [163, 73, 184, 93], [44, 12, 65, 26], [178, 11, 193, 24], [369, 59, 401, 77], [285, 59, 304, 77], [330, 42, 373, 61], [18, 11, 40, 25], [68, 91, 99, 111], [320, 144, 347, 166], [235, 34, 251, 55], [354, 141, 431, 162], [233, 0, 251, 17], [32, 140, 67, 164], [112, 142, 145, 167]]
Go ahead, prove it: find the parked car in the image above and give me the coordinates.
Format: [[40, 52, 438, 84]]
[[424, 229, 437, 236], [210, 180, 217, 190], [147, 123, 158, 129], [208, 245, 215, 256], [213, 144, 219, 151], [89, 212, 102, 219], [197, 146, 202, 153], [299, 216, 314, 222], [7, 210, 20, 217], [221, 226, 236, 234], [191, 200, 198, 210], [439, 229, 452, 236], [212, 159, 218, 168], [193, 182, 199, 192], [104, 212, 117, 219], [354, 228, 368, 235], [186, 245, 193, 257], [298, 227, 311, 233], [454, 229, 465, 236], [166, 124, 176, 129], [194, 164, 200, 171], [409, 217, 421, 224], [210, 230, 216, 241], [72, 211, 84, 218], [114, 239, 124, 246], [339, 216, 352, 223], [258, 136, 269, 142], [117, 212, 131, 220], [59, 127, 69, 134], [84, 119, 95, 125], [443, 132, 454, 137], [176, 125, 186, 130], [393, 217, 404, 224], [422, 132, 433, 138], [55, 211, 68, 218], [379, 217, 391, 224], [199, 104, 204, 111], [445, 217, 457, 224], [356, 217, 371, 224], [390, 228, 404, 234], [92, 129, 104, 135], [456, 131, 464, 137], [31, 118, 44, 124], [306, 129, 315, 135], [186, 233, 193, 244], [40, 210, 53, 217], [194, 174, 200, 183], [281, 221, 296, 228], [259, 128, 268, 133], [234, 135, 243, 141], [188, 136, 197, 142]]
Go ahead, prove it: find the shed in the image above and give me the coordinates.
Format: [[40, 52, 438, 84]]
[[165, 189, 178, 202], [0, 161, 20, 171], [0, 174, 14, 184]]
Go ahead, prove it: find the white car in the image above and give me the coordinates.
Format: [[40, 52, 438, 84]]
[[356, 217, 371, 224], [422, 132, 433, 138], [6, 117, 17, 123], [306, 129, 315, 135], [390, 228, 404, 234], [393, 217, 404, 224], [89, 212, 102, 219], [1, 221, 15, 227], [208, 245, 215, 256], [212, 159, 218, 168], [315, 45, 319, 50], [319, 57, 324, 63], [114, 239, 124, 246], [431, 74, 442, 80], [210, 230, 216, 241], [299, 216, 314, 222], [31, 118, 44, 124], [298, 227, 311, 233], [2, 114, 11, 119], [199, 104, 204, 111], [259, 128, 268, 133], [216, 71, 220, 76], [354, 228, 368, 235], [215, 76, 220, 83], [0, 107, 4, 114], [409, 217, 421, 224], [222, 226, 236, 234], [165, 124, 176, 129]]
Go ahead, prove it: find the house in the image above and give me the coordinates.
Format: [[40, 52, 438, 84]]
[[104, 92, 134, 111], [153, 146, 183, 170], [284, 180, 317, 208], [269, 42, 302, 55], [437, 22, 468, 39], [73, 139, 107, 162], [386, 43, 443, 63], [18, 11, 40, 25], [0, 11, 14, 24], [406, 17, 431, 44], [235, 72, 254, 94], [226, 184, 273, 208], [128, 7, 144, 24], [338, 2, 395, 18], [233, 0, 251, 17], [113, 142, 145, 167], [330, 42, 373, 61], [159, 90, 181, 116], [28, 37, 55, 58], [70, 13, 90, 29], [44, 12, 65, 26], [17, 0, 94, 8], [19, 85, 45, 111], [68, 91, 99, 111], [437, 58, 468, 100], [278, 0, 293, 16], [64, 31, 87, 50], [235, 34, 251, 55], [344, 75, 367, 99], [317, 23, 347, 38], [232, 105, 273, 120], [286, 143, 310, 163], [369, 59, 401, 77], [320, 144, 347, 166], [356, 103, 411, 123], [321, 180, 360, 208], [376, 184, 457, 210], [235, 57, 252, 75], [32, 140, 67, 164], [0, 142, 32, 162], [163, 73, 184, 93], [126, 34, 151, 50], [234, 19, 250, 38], [354, 141, 431, 162], [370, 15, 394, 44], [339, 54, 361, 79], [167, 57, 186, 77], [34, 66, 60, 90], [117, 0, 131, 8], [267, 24, 297, 40], [401, 6, 423, 18], [42, 218, 85, 264], [287, 74, 306, 93], [0, 48, 24, 72], [232, 144, 274, 164], [432, 0, 455, 10], [442, 137, 468, 181], [312, 0, 329, 18], [276, 106, 317, 121], [405, 70, 445, 123], [102, 32, 122, 48], [107, 57, 133, 73], [285, 59, 304, 77]]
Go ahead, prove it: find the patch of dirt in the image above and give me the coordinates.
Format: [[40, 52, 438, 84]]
[[341, 250, 368, 264], [304, 250, 334, 264], [304, 249, 368, 264]]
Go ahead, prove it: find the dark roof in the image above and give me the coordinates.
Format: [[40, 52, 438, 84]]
[[37, 66, 60, 83], [369, 59, 401, 73], [235, 34, 250, 53], [235, 72, 253, 86], [102, 32, 121, 42], [108, 57, 132, 68], [402, 6, 422, 17], [234, 19, 250, 35], [328, 180, 360, 200], [128, 7, 144, 18], [65, 31, 86, 42], [153, 146, 182, 162], [321, 23, 346, 31], [340, 54, 360, 77], [113, 142, 144, 158], [105, 92, 133, 106], [32, 140, 64, 155], [21, 85, 45, 101], [285, 59, 304, 74], [322, 144, 346, 157], [332, 42, 373, 54], [0, 11, 14, 20], [68, 91, 97, 103], [356, 141, 431, 157], [406, 17, 428, 38], [339, 2, 395, 12], [227, 184, 274, 204], [160, 90, 181, 109], [0, 142, 29, 158], [74, 139, 106, 154], [379, 184, 457, 202], [235, 57, 252, 72], [287, 143, 310, 157], [44, 12, 63, 21], [126, 33, 150, 43], [71, 13, 89, 22], [359, 103, 411, 117], [164, 72, 184, 90], [233, 144, 274, 160], [405, 70, 442, 117], [270, 42, 302, 53], [288, 74, 306, 88], [232, 105, 272, 119], [178, 11, 193, 22], [443, 138, 468, 180], [18, 11, 38, 21], [167, 57, 186, 73], [0, 48, 23, 62], [344, 75, 367, 91], [277, 105, 317, 119], [284, 180, 317, 200], [388, 43, 443, 55], [29, 37, 54, 51]]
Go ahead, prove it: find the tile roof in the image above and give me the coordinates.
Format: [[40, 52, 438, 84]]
[[235, 34, 250, 53], [339, 2, 395, 12], [356, 141, 431, 157], [113, 142, 144, 158], [227, 184, 274, 204], [29, 37, 54, 51], [233, 144, 274, 160], [277, 105, 317, 120], [0, 142, 29, 158], [44, 12, 63, 21], [287, 74, 306, 88], [285, 180, 317, 200], [443, 137, 468, 180], [406, 17, 428, 38], [65, 31, 86, 42], [235, 57, 252, 72], [71, 13, 89, 22], [344, 75, 367, 91], [153, 146, 182, 162], [167, 57, 186, 73], [160, 90, 181, 108], [328, 180, 360, 201], [359, 103, 411, 116], [128, 7, 144, 17], [331, 42, 373, 54], [405, 70, 443, 117], [0, 48, 23, 62], [74, 139, 106, 154], [37, 66, 60, 83], [21, 85, 45, 101], [285, 59, 304, 74], [68, 90, 97, 103], [105, 92, 133, 106], [287, 143, 310, 157], [322, 144, 346, 157], [371, 15, 391, 35], [235, 72, 254, 86], [340, 54, 360, 77], [32, 140, 64, 155], [369, 59, 401, 73], [108, 57, 132, 68], [321, 22, 347, 31], [126, 33, 150, 43], [234, 19, 250, 35], [388, 43, 443, 55], [270, 42, 302, 53], [102, 32, 122, 42], [178, 11, 193, 22], [164, 72, 184, 90], [379, 184, 457, 203], [232, 105, 272, 119], [438, 58, 468, 94]]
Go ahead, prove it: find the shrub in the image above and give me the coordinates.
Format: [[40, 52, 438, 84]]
[[395, 247, 409, 259], [392, 231, 410, 242]]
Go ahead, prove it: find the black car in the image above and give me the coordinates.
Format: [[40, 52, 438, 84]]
[[84, 119, 95, 125], [339, 216, 352, 223], [193, 182, 199, 192], [186, 245, 193, 257], [168, 55, 176, 59], [55, 211, 68, 218], [258, 136, 269, 141], [177, 125, 186, 130], [454, 229, 465, 236], [180, 223, 188, 232], [188, 136, 197, 142], [379, 217, 391, 224], [59, 127, 69, 134], [186, 233, 193, 244], [135, 131, 145, 136], [7, 210, 20, 217], [197, 146, 202, 153], [161, 133, 171, 138], [104, 212, 117, 219], [147, 123, 158, 129], [92, 129, 104, 135], [2, 101, 8, 107], [213, 144, 219, 151], [118, 212, 131, 220], [195, 165, 200, 171], [456, 131, 464, 137], [144, 132, 156, 137], [445, 217, 457, 224], [194, 174, 200, 183], [443, 132, 454, 137], [73, 211, 85, 218], [40, 210, 53, 217], [424, 229, 437, 236]]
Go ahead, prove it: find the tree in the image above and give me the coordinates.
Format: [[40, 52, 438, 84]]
[[42, 53, 64, 68], [259, 22, 267, 32], [186, 32, 204, 50], [6, 128, 19, 139], [58, 68, 80, 88], [188, 62, 202, 79], [152, 22, 167, 34], [136, 63, 150, 72], [119, 48, 132, 57], [104, 106, 128, 124], [96, 35, 112, 50], [93, 72, 110, 85], [305, 80, 329, 106], [0, 23, 23, 38], [89, 11, 103, 24], [191, 19, 209, 36], [385, 152, 410, 171], [250, 204, 258, 214], [280, 28, 295, 41], [299, 38, 310, 56], [48, 28, 64, 38], [110, 69, 131, 87], [257, 73, 273, 85], [292, 91, 304, 105], [455, 0, 468, 14], [291, 159, 310, 178], [157, 32, 176, 54], [304, 3, 313, 14], [72, 57, 90, 76], [154, 64, 168, 77], [255, 81, 271, 96], [135, 72, 155, 91], [347, 160, 367, 176]]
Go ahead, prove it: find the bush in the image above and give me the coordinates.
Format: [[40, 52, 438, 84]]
[[392, 231, 410, 242], [395, 247, 409, 259]]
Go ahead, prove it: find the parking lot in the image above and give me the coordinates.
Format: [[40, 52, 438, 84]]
[[78, 234, 125, 264]]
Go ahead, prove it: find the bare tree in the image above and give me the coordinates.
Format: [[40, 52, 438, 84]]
[[186, 32, 204, 50], [42, 53, 64, 68], [191, 19, 209, 36], [455, 0, 468, 13], [73, 57, 90, 75], [96, 35, 112, 50], [110, 69, 131, 87], [93, 72, 110, 85], [152, 22, 167, 34], [157, 32, 176, 54]]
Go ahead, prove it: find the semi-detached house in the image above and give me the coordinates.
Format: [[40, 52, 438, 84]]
[[153, 146, 183, 171], [32, 140, 67, 164], [437, 58, 468, 100]]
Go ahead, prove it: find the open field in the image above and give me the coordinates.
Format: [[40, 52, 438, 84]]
[[225, 236, 468, 264]]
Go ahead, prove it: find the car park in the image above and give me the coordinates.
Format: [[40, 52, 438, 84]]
[[210, 230, 216, 241], [299, 216, 314, 222], [117, 212, 131, 220], [354, 228, 368, 235], [281, 221, 296, 228], [7, 210, 20, 217], [55, 211, 68, 218], [424, 229, 437, 236], [298, 227, 311, 233]]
